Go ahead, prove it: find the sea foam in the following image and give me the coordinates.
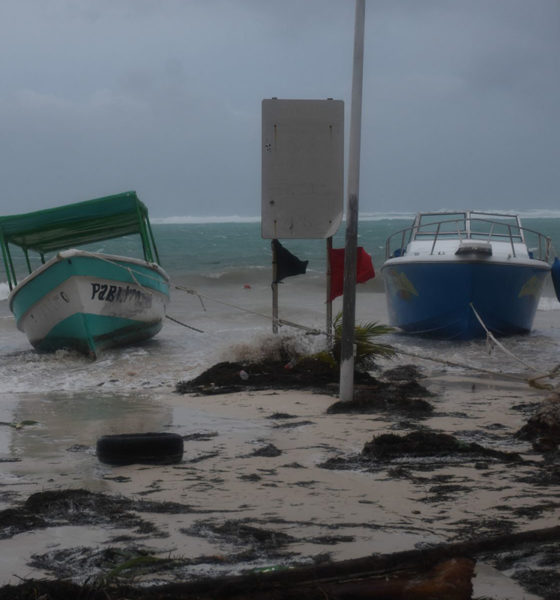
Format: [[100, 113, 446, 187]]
[[152, 215, 261, 225]]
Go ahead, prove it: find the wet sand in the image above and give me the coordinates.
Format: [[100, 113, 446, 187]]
[[1, 364, 559, 598]]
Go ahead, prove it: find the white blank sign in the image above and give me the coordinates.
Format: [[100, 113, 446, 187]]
[[261, 98, 344, 239]]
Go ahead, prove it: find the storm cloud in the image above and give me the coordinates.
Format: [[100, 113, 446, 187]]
[[1, 0, 558, 216]]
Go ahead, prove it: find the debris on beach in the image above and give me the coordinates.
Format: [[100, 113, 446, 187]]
[[2, 526, 560, 600], [362, 431, 522, 462], [175, 359, 434, 417], [0, 489, 194, 541], [320, 429, 523, 473], [183, 518, 295, 551], [382, 364, 426, 381], [516, 392, 560, 452], [246, 443, 282, 458], [0, 419, 38, 430], [327, 380, 433, 415], [175, 357, 345, 394], [28, 546, 182, 584], [0, 555, 476, 600]]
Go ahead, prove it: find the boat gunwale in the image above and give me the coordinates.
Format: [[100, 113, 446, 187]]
[[381, 254, 552, 271], [8, 249, 170, 312]]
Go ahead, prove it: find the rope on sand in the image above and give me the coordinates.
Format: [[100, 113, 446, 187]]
[[470, 303, 537, 371], [394, 347, 560, 389], [470, 303, 560, 389], [394, 348, 528, 382], [527, 364, 560, 390], [396, 306, 560, 389]]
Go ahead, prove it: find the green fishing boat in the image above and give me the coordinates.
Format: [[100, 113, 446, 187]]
[[0, 191, 170, 358]]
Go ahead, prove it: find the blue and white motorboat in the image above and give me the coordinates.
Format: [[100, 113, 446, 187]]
[[0, 191, 170, 357], [381, 211, 554, 340]]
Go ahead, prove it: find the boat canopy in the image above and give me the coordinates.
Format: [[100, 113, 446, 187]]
[[0, 191, 161, 290]]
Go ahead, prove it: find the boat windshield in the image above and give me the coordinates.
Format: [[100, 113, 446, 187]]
[[413, 211, 524, 243], [385, 211, 551, 261]]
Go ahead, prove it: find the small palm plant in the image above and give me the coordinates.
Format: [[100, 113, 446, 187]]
[[332, 312, 395, 369]]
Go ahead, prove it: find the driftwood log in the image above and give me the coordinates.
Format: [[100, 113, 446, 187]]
[[1, 525, 559, 600]]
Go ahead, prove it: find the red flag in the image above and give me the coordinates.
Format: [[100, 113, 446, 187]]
[[328, 247, 375, 301]]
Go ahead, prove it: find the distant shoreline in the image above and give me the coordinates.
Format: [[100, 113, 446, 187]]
[[151, 211, 560, 225]]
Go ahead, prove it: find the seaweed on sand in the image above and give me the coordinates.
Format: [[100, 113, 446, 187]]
[[0, 489, 199, 540], [175, 357, 350, 394], [175, 359, 434, 418], [362, 431, 523, 462], [320, 430, 523, 472], [516, 392, 560, 452]]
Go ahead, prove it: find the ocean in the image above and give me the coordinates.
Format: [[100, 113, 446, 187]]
[[1, 213, 560, 398]]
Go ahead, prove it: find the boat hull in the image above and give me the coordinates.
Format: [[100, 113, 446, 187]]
[[9, 251, 170, 357], [381, 259, 550, 340]]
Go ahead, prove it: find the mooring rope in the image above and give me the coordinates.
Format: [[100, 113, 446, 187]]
[[391, 345, 560, 389], [165, 315, 204, 333], [469, 303, 538, 371], [468, 303, 560, 389], [74, 251, 205, 333], [174, 284, 323, 335], [394, 347, 529, 382], [75, 250, 166, 288]]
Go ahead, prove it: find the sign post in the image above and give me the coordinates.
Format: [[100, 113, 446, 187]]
[[261, 98, 344, 334]]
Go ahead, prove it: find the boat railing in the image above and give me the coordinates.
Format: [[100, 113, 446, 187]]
[[385, 216, 552, 262]]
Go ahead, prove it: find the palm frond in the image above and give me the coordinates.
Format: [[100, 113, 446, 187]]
[[332, 313, 396, 366]]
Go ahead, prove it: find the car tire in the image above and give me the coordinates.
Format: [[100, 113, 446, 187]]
[[96, 432, 184, 466]]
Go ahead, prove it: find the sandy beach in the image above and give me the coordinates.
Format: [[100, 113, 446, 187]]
[[1, 354, 559, 598]]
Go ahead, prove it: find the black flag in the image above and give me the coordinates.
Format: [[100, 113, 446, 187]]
[[272, 239, 308, 283]]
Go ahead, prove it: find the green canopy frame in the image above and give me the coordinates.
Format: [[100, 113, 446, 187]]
[[0, 191, 161, 291]]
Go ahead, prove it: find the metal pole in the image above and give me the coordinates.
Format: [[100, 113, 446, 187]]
[[271, 239, 279, 333], [326, 236, 333, 348], [339, 0, 365, 402]]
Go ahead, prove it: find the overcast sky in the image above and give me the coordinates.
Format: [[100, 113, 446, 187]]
[[1, 0, 558, 218]]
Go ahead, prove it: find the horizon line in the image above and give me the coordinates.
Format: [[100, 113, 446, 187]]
[[151, 209, 560, 224]]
